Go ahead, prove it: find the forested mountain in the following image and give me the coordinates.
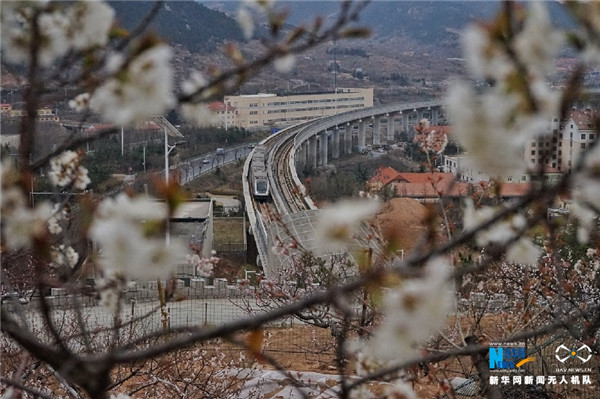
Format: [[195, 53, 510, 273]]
[[202, 1, 575, 54], [107, 1, 577, 57], [202, 1, 501, 45], [109, 1, 245, 53]]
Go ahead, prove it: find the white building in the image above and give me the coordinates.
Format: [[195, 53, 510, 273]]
[[224, 88, 373, 129]]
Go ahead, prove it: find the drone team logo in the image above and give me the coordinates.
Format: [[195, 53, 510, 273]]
[[489, 342, 534, 370], [555, 344, 592, 364]]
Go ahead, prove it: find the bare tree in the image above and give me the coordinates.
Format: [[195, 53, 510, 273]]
[[2, 1, 600, 399]]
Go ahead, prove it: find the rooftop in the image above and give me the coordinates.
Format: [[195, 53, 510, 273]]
[[208, 101, 236, 112], [239, 93, 277, 98], [568, 109, 598, 129]]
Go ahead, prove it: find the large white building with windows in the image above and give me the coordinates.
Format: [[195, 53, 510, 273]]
[[444, 108, 598, 183], [560, 109, 598, 173], [223, 88, 373, 129]]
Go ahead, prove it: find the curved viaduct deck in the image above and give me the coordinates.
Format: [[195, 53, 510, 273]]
[[244, 100, 444, 278]]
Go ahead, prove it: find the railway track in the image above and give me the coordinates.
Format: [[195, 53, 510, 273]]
[[258, 121, 316, 216], [251, 100, 444, 219], [270, 128, 306, 215], [244, 100, 444, 273], [243, 121, 315, 272]]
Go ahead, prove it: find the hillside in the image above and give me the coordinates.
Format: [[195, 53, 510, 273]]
[[1, 2, 579, 105], [202, 1, 575, 57], [109, 1, 244, 53]]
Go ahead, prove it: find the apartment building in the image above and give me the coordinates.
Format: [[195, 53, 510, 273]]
[[525, 116, 562, 171], [206, 101, 239, 129], [1, 104, 12, 115], [443, 155, 562, 184], [36, 108, 59, 122], [561, 109, 597, 172], [444, 108, 597, 182], [3, 106, 59, 122], [223, 88, 373, 129], [523, 108, 598, 174]]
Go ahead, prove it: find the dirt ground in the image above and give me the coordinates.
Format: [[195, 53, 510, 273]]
[[257, 325, 450, 398], [374, 197, 432, 252]]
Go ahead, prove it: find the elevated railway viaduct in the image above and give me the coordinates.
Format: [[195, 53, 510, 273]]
[[243, 101, 444, 278]]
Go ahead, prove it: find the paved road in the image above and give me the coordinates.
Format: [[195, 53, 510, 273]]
[[177, 144, 256, 185]]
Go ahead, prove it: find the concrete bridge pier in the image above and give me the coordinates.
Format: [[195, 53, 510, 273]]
[[387, 113, 395, 142], [296, 142, 304, 169], [416, 109, 424, 121], [345, 123, 352, 154], [309, 135, 318, 169], [402, 113, 410, 134], [372, 116, 381, 146], [320, 131, 328, 166], [358, 120, 366, 152], [300, 141, 308, 168], [332, 127, 340, 159], [431, 107, 439, 125]]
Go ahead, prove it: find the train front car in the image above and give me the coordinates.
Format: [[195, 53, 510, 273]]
[[250, 145, 271, 201], [253, 169, 270, 200]]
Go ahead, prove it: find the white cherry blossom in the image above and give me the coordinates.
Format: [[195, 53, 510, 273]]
[[51, 245, 79, 268], [236, 7, 254, 40], [48, 150, 90, 190], [574, 139, 600, 213], [506, 238, 541, 266], [4, 7, 70, 67], [365, 256, 455, 363], [316, 199, 380, 249], [65, 1, 114, 51], [243, 0, 275, 11], [90, 44, 175, 124], [91, 217, 184, 279], [2, 202, 53, 250], [37, 10, 70, 66], [514, 1, 563, 78], [1, 1, 115, 66], [186, 252, 218, 277], [274, 54, 296, 73], [572, 202, 597, 244], [90, 194, 185, 279], [382, 381, 417, 399], [68, 93, 90, 112], [446, 81, 552, 177], [181, 70, 207, 96], [462, 24, 512, 82], [98, 278, 120, 313], [180, 103, 221, 127], [95, 193, 165, 221]]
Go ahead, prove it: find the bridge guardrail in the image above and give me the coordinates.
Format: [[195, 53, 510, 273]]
[[245, 100, 443, 276]]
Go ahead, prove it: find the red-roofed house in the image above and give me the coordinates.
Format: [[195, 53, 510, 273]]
[[390, 179, 533, 202], [390, 173, 460, 202], [394, 172, 454, 185], [1, 104, 12, 115], [497, 183, 533, 198], [366, 167, 401, 190], [84, 123, 115, 133], [207, 101, 238, 129]]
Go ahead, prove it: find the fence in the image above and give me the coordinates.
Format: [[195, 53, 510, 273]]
[[4, 285, 599, 398], [1, 279, 338, 367], [213, 216, 247, 256]]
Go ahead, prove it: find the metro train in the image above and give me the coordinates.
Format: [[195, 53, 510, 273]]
[[250, 145, 270, 200]]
